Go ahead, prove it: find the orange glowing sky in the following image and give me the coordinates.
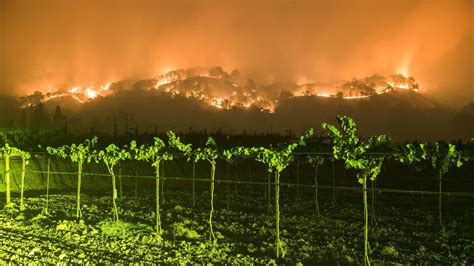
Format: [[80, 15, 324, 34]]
[[1, 0, 472, 106]]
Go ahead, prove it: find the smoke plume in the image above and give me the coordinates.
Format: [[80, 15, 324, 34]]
[[1, 0, 472, 106]]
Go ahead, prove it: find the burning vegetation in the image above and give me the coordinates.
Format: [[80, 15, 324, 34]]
[[19, 67, 419, 112]]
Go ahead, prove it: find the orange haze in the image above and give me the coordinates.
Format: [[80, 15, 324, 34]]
[[1, 0, 472, 106]]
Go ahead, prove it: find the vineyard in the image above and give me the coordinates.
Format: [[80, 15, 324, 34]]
[[1, 116, 473, 264]]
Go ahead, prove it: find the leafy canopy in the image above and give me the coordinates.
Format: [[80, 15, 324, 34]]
[[47, 137, 98, 164], [193, 137, 219, 165], [422, 142, 466, 177], [130, 131, 191, 167], [0, 143, 23, 157], [250, 128, 314, 173], [223, 146, 252, 163], [98, 143, 130, 170], [306, 154, 325, 167], [322, 115, 391, 183], [0, 127, 29, 147], [394, 142, 466, 176]]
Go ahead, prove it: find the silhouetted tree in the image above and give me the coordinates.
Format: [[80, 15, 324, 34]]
[[209, 66, 225, 78], [19, 91, 44, 107], [30, 103, 50, 130], [230, 69, 240, 80], [246, 79, 257, 90], [52, 105, 67, 129]]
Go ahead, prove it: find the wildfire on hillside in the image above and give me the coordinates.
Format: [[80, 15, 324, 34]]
[[19, 68, 419, 113]]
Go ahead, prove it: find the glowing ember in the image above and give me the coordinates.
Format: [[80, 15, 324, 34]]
[[399, 84, 409, 89], [316, 92, 331, 98], [212, 98, 224, 109]]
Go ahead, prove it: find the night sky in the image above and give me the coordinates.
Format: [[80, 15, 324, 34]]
[[1, 0, 472, 106]]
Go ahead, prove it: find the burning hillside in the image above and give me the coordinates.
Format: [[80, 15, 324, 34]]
[[19, 67, 419, 112]]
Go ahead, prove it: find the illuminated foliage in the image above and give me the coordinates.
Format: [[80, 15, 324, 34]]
[[393, 143, 427, 172], [47, 137, 98, 219], [0, 144, 22, 205], [422, 143, 466, 177], [130, 131, 191, 233], [0, 121, 472, 262], [395, 142, 467, 228], [425, 142, 466, 228], [306, 155, 325, 216], [223, 146, 254, 204], [98, 144, 130, 222], [0, 127, 29, 148], [193, 137, 219, 243], [247, 128, 314, 258], [322, 115, 390, 266]]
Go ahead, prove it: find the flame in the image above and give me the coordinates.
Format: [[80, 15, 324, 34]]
[[398, 84, 409, 89], [398, 66, 409, 77], [397, 52, 412, 77], [20, 68, 420, 113], [69, 86, 80, 93], [71, 95, 85, 104], [316, 92, 331, 97], [101, 83, 111, 91], [343, 95, 371, 99], [85, 88, 97, 99], [211, 98, 224, 109]]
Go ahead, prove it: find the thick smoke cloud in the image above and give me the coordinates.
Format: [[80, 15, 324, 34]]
[[1, 0, 472, 106]]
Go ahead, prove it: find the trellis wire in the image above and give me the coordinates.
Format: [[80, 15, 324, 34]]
[[5, 156, 472, 183], [26, 169, 474, 198], [20, 151, 474, 156]]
